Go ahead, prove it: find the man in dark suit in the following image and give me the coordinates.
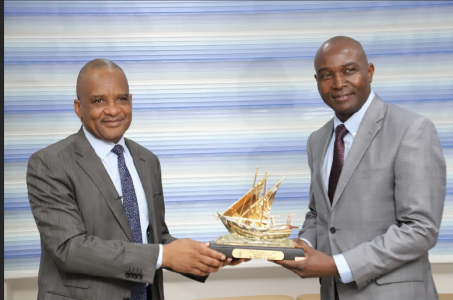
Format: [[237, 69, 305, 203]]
[[27, 59, 242, 300], [274, 36, 446, 299]]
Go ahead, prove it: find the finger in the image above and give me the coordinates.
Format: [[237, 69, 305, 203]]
[[199, 246, 226, 261], [274, 259, 301, 269], [292, 238, 308, 245], [293, 238, 308, 248], [229, 258, 249, 266], [223, 257, 233, 265], [196, 262, 220, 274], [188, 261, 213, 277], [293, 242, 310, 258], [194, 269, 210, 277], [224, 258, 245, 266], [294, 243, 306, 249], [199, 255, 223, 268]]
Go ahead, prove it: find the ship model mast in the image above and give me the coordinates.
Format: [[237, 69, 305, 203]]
[[217, 168, 297, 239]]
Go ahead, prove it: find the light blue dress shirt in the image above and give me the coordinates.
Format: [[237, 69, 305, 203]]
[[83, 127, 163, 269], [302, 91, 375, 283]]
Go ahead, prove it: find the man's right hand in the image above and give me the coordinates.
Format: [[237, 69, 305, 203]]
[[162, 238, 226, 276]]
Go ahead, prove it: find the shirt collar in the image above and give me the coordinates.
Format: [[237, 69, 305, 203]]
[[333, 90, 375, 137], [82, 126, 127, 160]]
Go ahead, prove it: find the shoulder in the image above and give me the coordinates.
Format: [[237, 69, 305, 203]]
[[28, 133, 77, 165], [380, 99, 435, 133], [385, 101, 426, 123], [368, 97, 441, 153], [26, 133, 79, 180]]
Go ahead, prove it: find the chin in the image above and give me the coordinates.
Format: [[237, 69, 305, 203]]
[[102, 133, 123, 143]]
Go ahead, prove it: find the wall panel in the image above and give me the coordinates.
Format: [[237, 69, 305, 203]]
[[4, 1, 453, 277]]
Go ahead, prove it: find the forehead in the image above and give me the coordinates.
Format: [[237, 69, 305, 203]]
[[315, 46, 363, 71], [80, 68, 128, 96]]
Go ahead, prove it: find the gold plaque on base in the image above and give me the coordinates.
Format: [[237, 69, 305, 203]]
[[233, 249, 284, 260]]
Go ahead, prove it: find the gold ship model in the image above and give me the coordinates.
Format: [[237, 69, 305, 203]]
[[217, 169, 298, 240]]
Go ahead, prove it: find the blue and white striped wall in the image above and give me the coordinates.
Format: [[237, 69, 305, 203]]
[[4, 1, 453, 278]]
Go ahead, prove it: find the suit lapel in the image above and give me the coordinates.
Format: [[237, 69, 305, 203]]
[[73, 128, 134, 242], [314, 119, 335, 210], [331, 95, 386, 209], [125, 139, 158, 244]]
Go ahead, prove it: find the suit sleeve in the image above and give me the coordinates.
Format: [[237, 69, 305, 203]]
[[342, 117, 446, 289], [298, 133, 318, 249], [27, 150, 160, 284]]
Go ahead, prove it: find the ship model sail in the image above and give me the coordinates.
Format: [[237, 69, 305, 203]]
[[217, 169, 297, 239]]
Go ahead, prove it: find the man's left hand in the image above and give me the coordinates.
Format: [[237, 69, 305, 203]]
[[272, 238, 339, 278]]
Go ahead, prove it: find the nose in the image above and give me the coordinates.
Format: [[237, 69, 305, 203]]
[[332, 73, 346, 89], [103, 99, 121, 116]]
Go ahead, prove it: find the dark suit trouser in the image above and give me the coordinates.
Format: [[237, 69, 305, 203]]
[[147, 284, 152, 300]]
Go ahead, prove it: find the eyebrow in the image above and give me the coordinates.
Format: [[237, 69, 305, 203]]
[[90, 93, 129, 99], [317, 62, 359, 74]]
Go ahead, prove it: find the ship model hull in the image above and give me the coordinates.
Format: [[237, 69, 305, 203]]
[[219, 214, 292, 239]]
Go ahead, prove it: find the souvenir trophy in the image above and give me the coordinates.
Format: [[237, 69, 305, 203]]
[[209, 168, 306, 260]]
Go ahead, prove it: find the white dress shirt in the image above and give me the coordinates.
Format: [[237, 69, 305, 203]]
[[302, 91, 375, 283], [83, 126, 163, 269]]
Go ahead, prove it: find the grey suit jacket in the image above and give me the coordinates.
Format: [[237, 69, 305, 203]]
[[299, 95, 446, 300], [27, 128, 193, 300]]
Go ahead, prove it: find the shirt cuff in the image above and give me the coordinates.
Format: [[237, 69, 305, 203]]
[[156, 244, 163, 269], [333, 254, 354, 283], [299, 238, 313, 248]]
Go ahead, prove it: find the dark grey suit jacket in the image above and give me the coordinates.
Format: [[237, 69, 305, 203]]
[[299, 95, 446, 300], [27, 128, 194, 300]]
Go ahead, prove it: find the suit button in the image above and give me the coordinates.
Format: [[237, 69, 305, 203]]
[[138, 274, 143, 279], [330, 227, 336, 234], [125, 272, 130, 278], [133, 273, 138, 279]]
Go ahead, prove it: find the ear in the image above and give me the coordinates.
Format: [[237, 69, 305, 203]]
[[74, 99, 83, 122], [129, 94, 133, 106], [314, 74, 318, 81], [367, 63, 375, 83]]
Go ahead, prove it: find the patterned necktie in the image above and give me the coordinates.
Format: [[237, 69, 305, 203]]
[[328, 124, 349, 204], [111, 144, 147, 300]]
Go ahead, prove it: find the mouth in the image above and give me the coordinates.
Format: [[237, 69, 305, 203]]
[[102, 119, 124, 127], [332, 93, 353, 101]]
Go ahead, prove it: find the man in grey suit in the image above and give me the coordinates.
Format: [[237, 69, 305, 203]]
[[27, 59, 242, 300], [274, 36, 446, 299]]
